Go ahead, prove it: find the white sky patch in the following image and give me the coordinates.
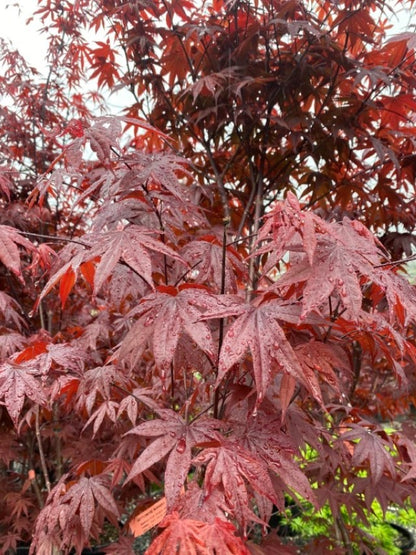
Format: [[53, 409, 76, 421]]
[[0, 1, 134, 113], [0, 1, 47, 71]]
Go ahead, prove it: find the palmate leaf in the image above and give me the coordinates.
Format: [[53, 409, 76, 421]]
[[255, 192, 324, 268], [339, 424, 396, 484], [125, 409, 219, 508], [176, 481, 230, 524], [83, 400, 118, 436], [92, 196, 156, 232], [256, 195, 392, 320], [376, 269, 416, 326], [273, 217, 388, 319], [35, 342, 87, 375], [85, 116, 122, 162], [0, 340, 88, 425], [37, 225, 186, 307], [84, 225, 186, 294], [74, 364, 126, 415], [0, 361, 47, 425], [0, 225, 35, 282], [116, 151, 193, 200], [278, 240, 363, 318], [195, 439, 278, 532], [0, 291, 26, 330], [180, 235, 247, 293], [294, 340, 350, 396], [226, 399, 317, 506], [31, 474, 119, 554], [119, 285, 218, 374], [146, 512, 250, 555], [117, 387, 158, 425], [0, 331, 26, 358], [204, 296, 323, 404]]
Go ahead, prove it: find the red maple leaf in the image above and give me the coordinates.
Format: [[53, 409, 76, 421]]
[[0, 225, 35, 283], [84, 225, 185, 294], [0, 291, 26, 330], [175, 481, 231, 524], [274, 217, 385, 319], [255, 192, 324, 267], [74, 364, 127, 415], [203, 296, 323, 404], [117, 151, 193, 200], [146, 512, 250, 555], [181, 235, 247, 293], [119, 286, 217, 374], [339, 423, 396, 484], [0, 332, 26, 358], [83, 400, 119, 436], [295, 340, 350, 396], [125, 409, 219, 508], [195, 439, 279, 532], [0, 361, 47, 425], [37, 225, 186, 306], [257, 196, 394, 321], [225, 399, 317, 507], [88, 41, 121, 89], [31, 474, 119, 554], [36, 342, 87, 375]]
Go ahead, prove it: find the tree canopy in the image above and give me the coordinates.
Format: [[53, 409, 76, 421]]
[[1, 0, 416, 553]]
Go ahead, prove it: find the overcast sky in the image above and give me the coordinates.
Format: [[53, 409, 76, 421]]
[[0, 0, 133, 112], [0, 1, 47, 70]]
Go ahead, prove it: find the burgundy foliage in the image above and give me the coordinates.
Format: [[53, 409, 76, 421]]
[[1, 0, 416, 553]]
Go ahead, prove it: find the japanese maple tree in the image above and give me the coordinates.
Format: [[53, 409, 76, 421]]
[[1, 0, 416, 553]]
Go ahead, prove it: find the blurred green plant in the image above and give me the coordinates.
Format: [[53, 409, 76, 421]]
[[278, 498, 416, 553]]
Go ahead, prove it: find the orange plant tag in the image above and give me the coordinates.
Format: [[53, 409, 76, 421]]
[[129, 497, 167, 537]]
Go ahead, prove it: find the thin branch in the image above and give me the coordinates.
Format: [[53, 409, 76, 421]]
[[174, 260, 202, 286], [335, 515, 354, 555], [19, 230, 86, 246], [349, 340, 362, 399], [214, 217, 230, 419], [202, 138, 231, 221], [35, 406, 51, 493], [31, 472, 44, 508]]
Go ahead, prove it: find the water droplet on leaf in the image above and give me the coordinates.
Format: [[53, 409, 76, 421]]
[[176, 437, 186, 453]]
